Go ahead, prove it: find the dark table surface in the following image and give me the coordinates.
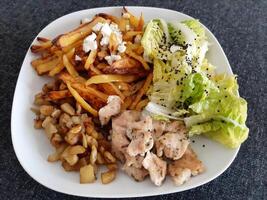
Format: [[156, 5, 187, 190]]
[[0, 0, 266, 199]]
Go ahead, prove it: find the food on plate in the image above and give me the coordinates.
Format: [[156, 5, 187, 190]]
[[31, 7, 248, 186]]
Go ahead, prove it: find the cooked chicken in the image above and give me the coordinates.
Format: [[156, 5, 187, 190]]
[[122, 152, 148, 181], [122, 164, 148, 182], [127, 130, 154, 156], [156, 132, 189, 160], [168, 147, 205, 186], [99, 95, 122, 126], [152, 120, 166, 139], [165, 121, 187, 134], [142, 151, 167, 186], [125, 115, 153, 140], [124, 153, 144, 168], [111, 130, 129, 162], [111, 110, 140, 161]]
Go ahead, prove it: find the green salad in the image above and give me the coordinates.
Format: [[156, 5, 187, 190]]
[[141, 18, 249, 148]]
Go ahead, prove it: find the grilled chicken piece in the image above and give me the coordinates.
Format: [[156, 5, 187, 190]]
[[111, 110, 141, 161], [156, 132, 189, 160], [124, 153, 145, 168], [152, 120, 166, 139], [165, 121, 187, 134], [142, 151, 167, 186], [168, 147, 205, 186], [122, 164, 149, 181], [127, 130, 154, 156], [122, 153, 148, 181], [99, 95, 122, 125], [102, 57, 148, 77]]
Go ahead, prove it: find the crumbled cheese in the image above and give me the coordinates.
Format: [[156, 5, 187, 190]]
[[92, 22, 104, 32], [117, 42, 126, 53], [125, 24, 130, 31], [83, 32, 97, 53], [81, 18, 90, 24], [134, 34, 142, 44], [122, 13, 130, 19], [105, 54, 121, 65], [92, 22, 123, 49], [75, 55, 82, 61], [170, 45, 182, 53]]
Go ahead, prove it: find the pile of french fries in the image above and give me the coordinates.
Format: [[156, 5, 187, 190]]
[[31, 8, 153, 184]]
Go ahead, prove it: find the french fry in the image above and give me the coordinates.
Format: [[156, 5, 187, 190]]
[[47, 90, 72, 100], [115, 82, 130, 91], [63, 54, 79, 77], [86, 74, 138, 85], [66, 48, 76, 60], [57, 17, 106, 48], [71, 83, 108, 102], [58, 71, 86, 84], [125, 49, 149, 70], [35, 58, 60, 75], [129, 73, 152, 109], [90, 66, 125, 100], [123, 31, 142, 41], [135, 98, 149, 111], [31, 55, 57, 68], [48, 60, 64, 76], [136, 13, 144, 31], [109, 32, 118, 53], [67, 82, 98, 117], [80, 164, 95, 183], [101, 170, 116, 184], [97, 13, 120, 24], [31, 41, 52, 53], [37, 37, 50, 43], [118, 18, 128, 32], [84, 50, 97, 70], [121, 96, 132, 110], [62, 40, 83, 53]]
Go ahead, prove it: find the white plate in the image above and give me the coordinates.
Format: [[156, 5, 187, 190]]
[[11, 6, 239, 198]]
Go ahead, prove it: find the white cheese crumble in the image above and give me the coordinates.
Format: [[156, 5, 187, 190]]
[[104, 54, 121, 65], [75, 55, 82, 61], [83, 32, 97, 53], [92, 22, 125, 52], [117, 42, 126, 53], [170, 45, 182, 53]]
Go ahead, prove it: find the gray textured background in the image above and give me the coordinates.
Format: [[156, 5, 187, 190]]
[[0, 0, 266, 199]]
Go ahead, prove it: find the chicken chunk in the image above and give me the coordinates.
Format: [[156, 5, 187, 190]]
[[168, 147, 205, 186], [152, 120, 166, 139], [99, 95, 122, 125], [111, 130, 129, 162], [122, 153, 148, 181], [165, 121, 187, 134], [122, 164, 148, 182], [127, 130, 154, 156], [111, 110, 140, 161], [142, 151, 167, 186], [124, 153, 144, 168], [156, 132, 189, 160]]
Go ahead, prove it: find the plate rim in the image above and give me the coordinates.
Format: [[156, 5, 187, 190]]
[[11, 6, 239, 198]]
